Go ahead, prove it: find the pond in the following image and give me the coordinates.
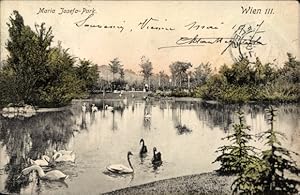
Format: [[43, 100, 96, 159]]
[[0, 99, 299, 194]]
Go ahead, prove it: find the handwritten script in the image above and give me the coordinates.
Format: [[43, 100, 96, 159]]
[[158, 21, 266, 57], [73, 12, 266, 58]]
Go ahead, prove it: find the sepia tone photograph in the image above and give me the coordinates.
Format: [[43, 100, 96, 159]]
[[0, 0, 299, 194]]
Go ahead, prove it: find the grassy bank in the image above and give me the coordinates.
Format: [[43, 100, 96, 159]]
[[103, 172, 235, 195]]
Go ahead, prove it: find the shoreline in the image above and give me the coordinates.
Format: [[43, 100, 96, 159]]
[[87, 91, 300, 104], [1, 94, 298, 111], [103, 172, 235, 195]]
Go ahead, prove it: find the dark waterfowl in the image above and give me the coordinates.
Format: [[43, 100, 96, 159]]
[[152, 147, 162, 166], [139, 139, 148, 156]]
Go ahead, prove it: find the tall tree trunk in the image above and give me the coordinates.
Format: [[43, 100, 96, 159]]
[[179, 75, 182, 89]]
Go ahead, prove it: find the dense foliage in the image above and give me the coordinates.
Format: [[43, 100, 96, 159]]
[[75, 59, 99, 93], [169, 61, 192, 89], [0, 11, 98, 107], [194, 56, 300, 103], [193, 62, 212, 87]]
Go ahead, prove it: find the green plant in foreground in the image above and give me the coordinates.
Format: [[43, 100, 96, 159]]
[[213, 110, 259, 175], [231, 156, 268, 194], [232, 107, 300, 194]]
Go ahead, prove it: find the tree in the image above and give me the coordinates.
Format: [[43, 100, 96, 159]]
[[193, 62, 212, 86], [75, 59, 99, 92], [112, 67, 126, 90], [5, 11, 53, 104], [0, 65, 18, 105], [108, 58, 122, 81], [281, 53, 300, 84], [232, 107, 300, 194], [213, 110, 259, 175], [259, 107, 300, 193], [139, 56, 153, 89], [158, 71, 169, 90], [1, 11, 100, 107], [169, 61, 192, 89], [39, 44, 84, 106], [220, 58, 254, 86], [119, 67, 125, 81], [253, 57, 277, 85]]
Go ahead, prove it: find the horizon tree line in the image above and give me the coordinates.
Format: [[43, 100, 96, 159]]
[[1, 10, 299, 107]]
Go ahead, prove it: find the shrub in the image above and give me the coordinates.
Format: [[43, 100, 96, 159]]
[[213, 110, 259, 175], [232, 107, 300, 194], [169, 90, 192, 97]]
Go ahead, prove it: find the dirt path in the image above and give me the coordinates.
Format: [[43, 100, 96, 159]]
[[103, 172, 235, 195]]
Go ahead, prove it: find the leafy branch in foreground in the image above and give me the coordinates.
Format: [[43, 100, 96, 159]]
[[232, 106, 300, 194], [213, 110, 259, 175]]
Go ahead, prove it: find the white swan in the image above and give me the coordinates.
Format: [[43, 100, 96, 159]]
[[106, 151, 134, 174], [123, 97, 128, 105], [105, 105, 114, 111], [82, 103, 87, 112], [21, 165, 68, 181], [53, 151, 76, 163], [144, 112, 151, 119], [2, 113, 16, 118], [30, 155, 51, 167], [53, 149, 73, 155], [2, 105, 36, 114], [24, 105, 36, 113], [91, 104, 98, 112], [8, 107, 16, 113], [18, 107, 25, 113], [2, 107, 9, 113]]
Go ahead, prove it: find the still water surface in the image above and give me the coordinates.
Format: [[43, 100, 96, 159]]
[[0, 99, 299, 194]]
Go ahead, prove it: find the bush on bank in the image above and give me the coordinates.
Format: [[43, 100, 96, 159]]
[[194, 55, 300, 103], [214, 107, 300, 194]]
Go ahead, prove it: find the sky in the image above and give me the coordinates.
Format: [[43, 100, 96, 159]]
[[1, 1, 299, 74]]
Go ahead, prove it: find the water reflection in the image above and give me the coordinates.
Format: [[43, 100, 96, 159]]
[[0, 110, 75, 193], [111, 111, 118, 131], [170, 102, 193, 135], [0, 100, 299, 194], [176, 124, 192, 135], [80, 113, 87, 130]]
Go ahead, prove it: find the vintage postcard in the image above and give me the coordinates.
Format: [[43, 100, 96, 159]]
[[0, 1, 299, 194]]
